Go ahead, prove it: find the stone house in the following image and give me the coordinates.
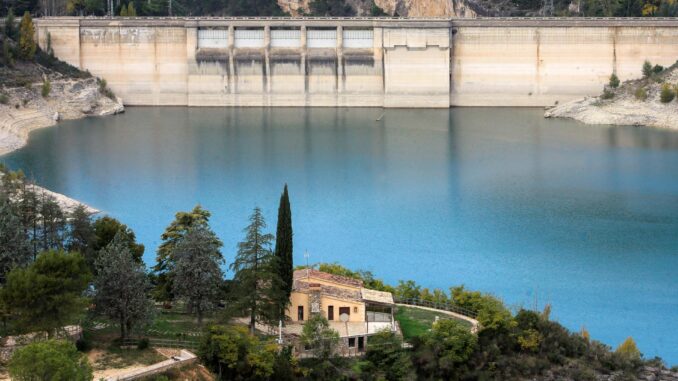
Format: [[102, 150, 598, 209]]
[[285, 269, 396, 355]]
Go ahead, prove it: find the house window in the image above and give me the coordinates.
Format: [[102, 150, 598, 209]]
[[348, 338, 356, 348], [328, 306, 334, 321], [297, 306, 304, 321], [339, 307, 350, 318], [353, 307, 358, 313]]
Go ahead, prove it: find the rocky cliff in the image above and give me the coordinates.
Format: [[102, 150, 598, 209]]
[[278, 0, 480, 17], [545, 64, 678, 130]]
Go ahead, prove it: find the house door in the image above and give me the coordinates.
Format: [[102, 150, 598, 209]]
[[328, 306, 334, 321], [358, 336, 364, 351], [297, 306, 304, 321]]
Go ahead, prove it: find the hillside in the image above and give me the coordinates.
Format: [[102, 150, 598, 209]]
[[3, 0, 677, 19]]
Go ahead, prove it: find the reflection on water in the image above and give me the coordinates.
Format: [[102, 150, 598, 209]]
[[2, 107, 678, 364]]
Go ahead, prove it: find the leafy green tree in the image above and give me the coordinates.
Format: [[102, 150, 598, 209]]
[[16, 182, 40, 259], [18, 11, 35, 60], [231, 207, 281, 333], [273, 184, 293, 322], [120, 4, 128, 15], [609, 73, 620, 88], [412, 319, 477, 380], [154, 205, 215, 301], [172, 225, 223, 324], [66, 204, 97, 270], [94, 232, 154, 338], [360, 329, 415, 381], [300, 314, 339, 360], [642, 60, 653, 78], [93, 216, 144, 263], [0, 197, 31, 283], [451, 285, 514, 331], [200, 325, 278, 380], [8, 340, 92, 381], [2, 250, 91, 336], [5, 8, 16, 40], [395, 280, 421, 300]]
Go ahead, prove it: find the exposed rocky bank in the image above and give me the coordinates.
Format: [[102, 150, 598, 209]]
[[1, 60, 123, 213], [545, 64, 678, 130], [0, 75, 124, 156]]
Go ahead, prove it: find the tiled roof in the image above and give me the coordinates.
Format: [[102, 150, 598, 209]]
[[360, 288, 394, 305], [293, 269, 364, 288]]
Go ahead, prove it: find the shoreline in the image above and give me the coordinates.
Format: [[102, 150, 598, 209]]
[[0, 76, 124, 213]]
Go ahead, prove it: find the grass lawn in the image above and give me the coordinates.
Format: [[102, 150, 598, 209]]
[[395, 306, 473, 341], [145, 310, 213, 339]]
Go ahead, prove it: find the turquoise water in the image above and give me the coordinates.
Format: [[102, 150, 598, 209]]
[[2, 107, 678, 364]]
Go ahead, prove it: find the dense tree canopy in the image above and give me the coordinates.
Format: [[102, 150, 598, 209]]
[[273, 184, 293, 322], [2, 250, 90, 336]]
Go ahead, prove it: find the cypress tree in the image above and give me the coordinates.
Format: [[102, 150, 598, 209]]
[[273, 184, 293, 321]]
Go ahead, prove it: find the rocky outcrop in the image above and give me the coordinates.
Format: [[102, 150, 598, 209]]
[[545, 66, 678, 130], [0, 76, 124, 156]]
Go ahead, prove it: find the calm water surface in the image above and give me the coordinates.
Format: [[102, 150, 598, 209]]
[[2, 107, 678, 363]]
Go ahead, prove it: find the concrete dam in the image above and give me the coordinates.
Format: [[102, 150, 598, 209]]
[[35, 17, 678, 108]]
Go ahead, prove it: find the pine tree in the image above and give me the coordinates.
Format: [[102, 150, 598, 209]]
[[231, 207, 281, 333], [18, 11, 35, 61], [38, 194, 67, 252], [171, 225, 223, 324], [273, 184, 293, 322], [0, 197, 31, 284], [67, 204, 97, 272], [120, 4, 128, 15], [94, 232, 154, 338]]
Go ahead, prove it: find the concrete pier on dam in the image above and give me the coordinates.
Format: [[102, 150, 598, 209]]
[[35, 17, 678, 108]]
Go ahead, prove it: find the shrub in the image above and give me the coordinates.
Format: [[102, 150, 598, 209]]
[[634, 86, 648, 101], [0, 93, 8, 105], [652, 64, 664, 74], [609, 73, 620, 88], [8, 340, 93, 381], [642, 60, 653, 78], [98, 78, 116, 100], [137, 337, 150, 350], [41, 79, 51, 97], [601, 88, 614, 99], [615, 337, 641, 361], [660, 83, 675, 103]]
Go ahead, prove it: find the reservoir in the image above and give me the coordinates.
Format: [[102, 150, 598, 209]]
[[2, 107, 677, 364]]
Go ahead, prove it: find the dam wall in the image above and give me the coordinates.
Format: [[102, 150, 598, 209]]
[[35, 17, 678, 108]]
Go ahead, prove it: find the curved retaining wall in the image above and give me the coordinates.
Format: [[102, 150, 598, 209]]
[[35, 17, 678, 108]]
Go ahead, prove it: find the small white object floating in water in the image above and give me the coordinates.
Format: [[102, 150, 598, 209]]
[[376, 112, 385, 121]]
